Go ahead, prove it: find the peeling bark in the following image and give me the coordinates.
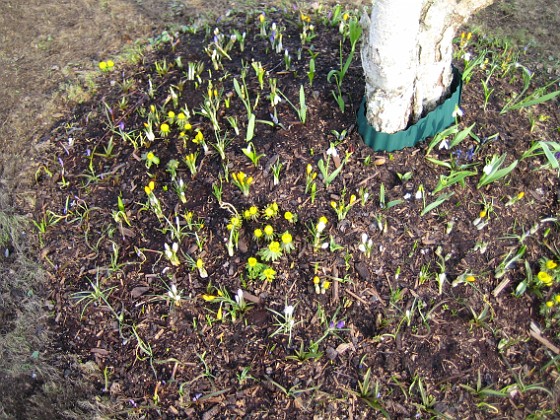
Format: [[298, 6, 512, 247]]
[[361, 0, 495, 133]]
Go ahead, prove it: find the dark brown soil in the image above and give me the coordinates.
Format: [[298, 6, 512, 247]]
[[1, 1, 560, 419]]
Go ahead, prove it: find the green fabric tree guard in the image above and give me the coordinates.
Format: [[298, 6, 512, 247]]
[[357, 68, 462, 152]]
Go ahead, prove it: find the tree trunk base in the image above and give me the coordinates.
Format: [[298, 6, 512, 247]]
[[358, 68, 462, 152]]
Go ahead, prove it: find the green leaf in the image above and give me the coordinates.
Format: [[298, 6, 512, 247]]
[[421, 192, 454, 216], [246, 113, 256, 142], [433, 170, 477, 193], [426, 124, 459, 155], [449, 123, 476, 149], [386, 199, 404, 209], [425, 156, 452, 169], [477, 154, 518, 189], [501, 89, 560, 113]]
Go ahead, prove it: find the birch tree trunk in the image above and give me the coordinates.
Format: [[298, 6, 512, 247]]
[[361, 0, 495, 134]]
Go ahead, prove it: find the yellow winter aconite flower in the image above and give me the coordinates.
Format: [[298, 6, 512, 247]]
[[545, 301, 554, 308], [99, 61, 107, 70], [167, 111, 175, 119], [517, 191, 525, 199], [554, 294, 560, 304], [322, 281, 331, 290], [229, 216, 242, 230], [261, 267, 276, 282], [196, 258, 204, 269], [545, 260, 557, 270], [160, 123, 170, 133], [537, 271, 553, 286], [259, 240, 282, 262], [281, 231, 294, 253], [253, 228, 263, 239], [342, 13, 349, 21], [264, 225, 274, 237], [313, 276, 320, 285], [268, 242, 281, 253], [194, 131, 204, 143], [465, 275, 476, 283], [247, 257, 258, 268], [300, 12, 311, 22], [284, 211, 294, 222]]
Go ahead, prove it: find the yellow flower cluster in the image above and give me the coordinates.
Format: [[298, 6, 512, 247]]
[[243, 206, 259, 221], [459, 32, 473, 48], [537, 259, 558, 287], [313, 275, 330, 294], [246, 256, 276, 282], [263, 202, 279, 219], [231, 171, 253, 197], [537, 271, 553, 287], [144, 180, 155, 195], [192, 130, 204, 144], [98, 60, 114, 71], [300, 12, 311, 23], [544, 294, 560, 309]]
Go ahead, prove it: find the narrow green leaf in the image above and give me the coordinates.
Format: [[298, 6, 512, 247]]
[[421, 192, 454, 216]]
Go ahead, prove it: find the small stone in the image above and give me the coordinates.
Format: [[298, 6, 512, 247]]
[[326, 346, 338, 360], [355, 261, 370, 280], [238, 237, 249, 253], [109, 381, 122, 397], [130, 286, 150, 298]]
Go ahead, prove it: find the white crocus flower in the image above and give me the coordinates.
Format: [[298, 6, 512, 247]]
[[326, 145, 338, 157]]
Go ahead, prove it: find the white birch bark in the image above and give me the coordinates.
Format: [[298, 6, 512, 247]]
[[361, 0, 495, 134]]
